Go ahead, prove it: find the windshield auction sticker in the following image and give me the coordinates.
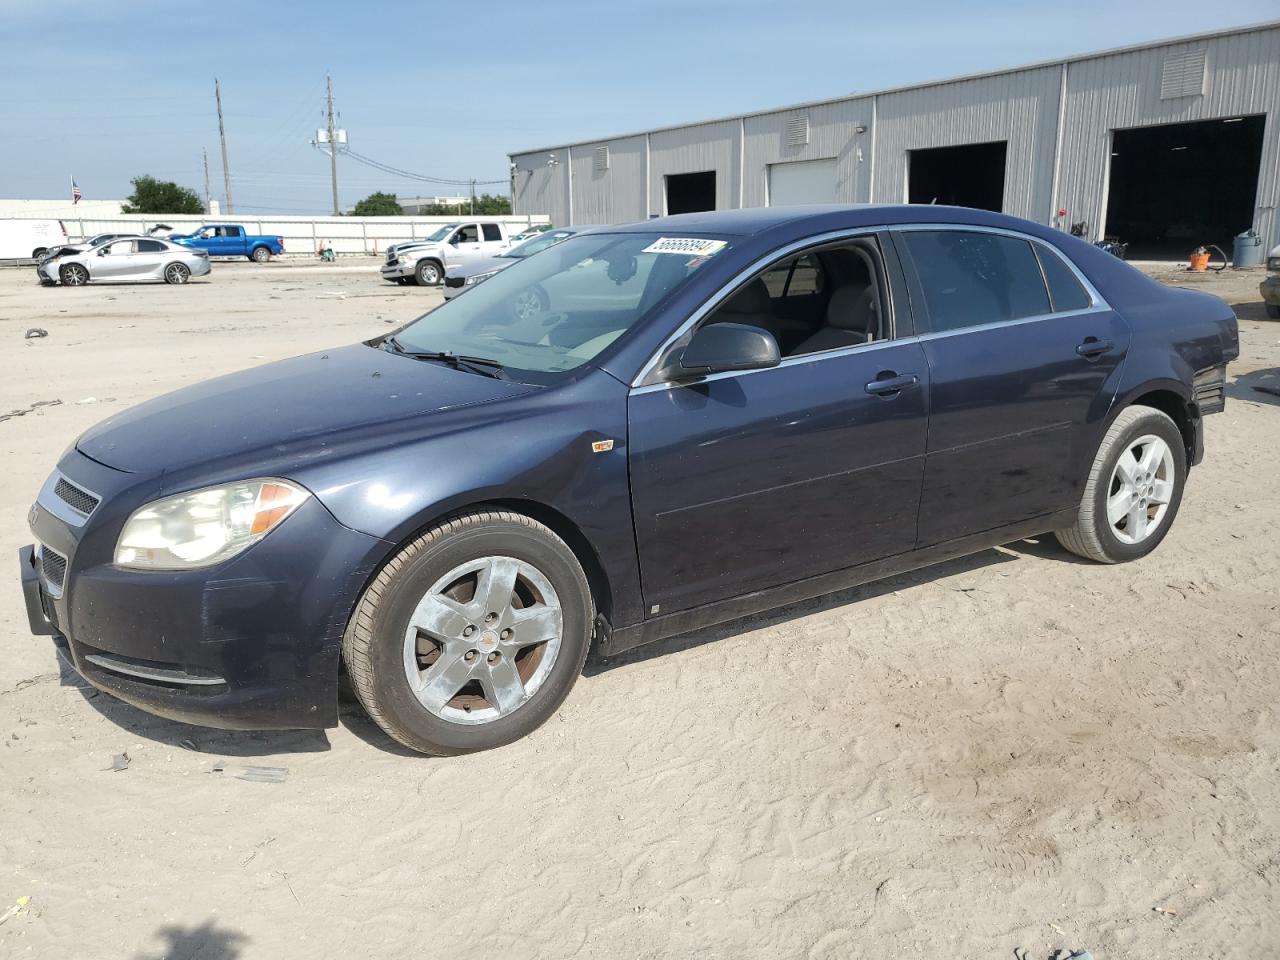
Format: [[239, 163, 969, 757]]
[[642, 237, 728, 257]]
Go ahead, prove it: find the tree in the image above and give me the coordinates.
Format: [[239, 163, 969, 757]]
[[351, 191, 403, 216], [121, 175, 204, 215]]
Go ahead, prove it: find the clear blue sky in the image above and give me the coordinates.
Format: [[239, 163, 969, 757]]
[[2, 1, 1275, 214]]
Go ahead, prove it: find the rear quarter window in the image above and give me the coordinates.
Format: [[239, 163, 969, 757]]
[[1035, 245, 1093, 313]]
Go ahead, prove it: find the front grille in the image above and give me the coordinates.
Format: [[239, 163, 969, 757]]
[[40, 547, 67, 589], [444, 276, 465, 288], [386, 251, 398, 264], [54, 477, 100, 515]]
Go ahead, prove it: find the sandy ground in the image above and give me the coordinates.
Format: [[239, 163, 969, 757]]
[[1, 258, 1278, 960]]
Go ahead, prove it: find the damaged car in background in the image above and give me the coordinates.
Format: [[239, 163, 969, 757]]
[[39, 236, 211, 286]]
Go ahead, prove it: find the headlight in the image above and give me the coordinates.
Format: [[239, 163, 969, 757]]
[[464, 271, 499, 286], [114, 479, 309, 570]]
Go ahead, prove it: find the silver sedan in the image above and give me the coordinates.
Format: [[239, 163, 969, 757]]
[[40, 237, 211, 286]]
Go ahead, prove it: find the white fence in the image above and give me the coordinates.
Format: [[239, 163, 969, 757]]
[[7, 213, 550, 258]]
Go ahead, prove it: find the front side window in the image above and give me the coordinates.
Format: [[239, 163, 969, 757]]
[[903, 230, 1050, 332], [390, 232, 727, 382], [701, 242, 884, 358], [105, 240, 136, 255], [481, 223, 503, 242], [455, 225, 480, 244]]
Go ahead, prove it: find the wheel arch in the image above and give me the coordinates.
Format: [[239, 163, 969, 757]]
[[249, 244, 271, 260], [1110, 379, 1199, 468]]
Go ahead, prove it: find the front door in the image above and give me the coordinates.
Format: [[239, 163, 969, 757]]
[[448, 223, 484, 264], [93, 239, 140, 279], [896, 228, 1131, 546], [628, 236, 929, 615]]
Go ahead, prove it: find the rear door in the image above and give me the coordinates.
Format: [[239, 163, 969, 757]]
[[224, 225, 245, 255], [627, 233, 929, 615], [480, 222, 510, 255], [896, 227, 1131, 546], [130, 238, 169, 278]]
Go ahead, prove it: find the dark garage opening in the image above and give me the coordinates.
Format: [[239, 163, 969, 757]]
[[665, 171, 717, 215], [909, 141, 1007, 212], [1105, 115, 1265, 260]]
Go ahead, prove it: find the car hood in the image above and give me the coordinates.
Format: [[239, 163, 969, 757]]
[[447, 256, 515, 279], [76, 343, 538, 476]]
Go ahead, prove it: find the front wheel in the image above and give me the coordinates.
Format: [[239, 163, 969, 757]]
[[1055, 406, 1186, 563], [250, 246, 271, 263], [415, 259, 442, 286], [164, 262, 191, 285], [342, 510, 594, 755], [59, 263, 89, 287]]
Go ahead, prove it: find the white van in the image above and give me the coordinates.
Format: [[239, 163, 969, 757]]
[[0, 219, 68, 260]]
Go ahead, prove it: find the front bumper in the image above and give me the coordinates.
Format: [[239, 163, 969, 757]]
[[381, 260, 415, 280], [20, 453, 389, 730], [1261, 274, 1280, 306]]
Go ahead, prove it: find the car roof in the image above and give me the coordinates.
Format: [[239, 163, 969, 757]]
[[600, 204, 1058, 240]]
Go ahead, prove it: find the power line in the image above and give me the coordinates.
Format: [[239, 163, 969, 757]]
[[340, 147, 506, 187]]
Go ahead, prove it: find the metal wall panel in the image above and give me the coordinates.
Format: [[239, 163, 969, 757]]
[[569, 135, 646, 225], [743, 98, 874, 206], [871, 65, 1062, 220], [1057, 26, 1280, 244], [647, 120, 740, 216], [512, 149, 570, 225]]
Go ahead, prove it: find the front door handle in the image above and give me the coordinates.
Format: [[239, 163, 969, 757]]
[[1076, 337, 1114, 359], [865, 372, 919, 397]]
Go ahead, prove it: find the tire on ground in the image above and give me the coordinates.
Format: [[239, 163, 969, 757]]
[[415, 259, 442, 286], [342, 509, 594, 755], [1055, 405, 1186, 564]]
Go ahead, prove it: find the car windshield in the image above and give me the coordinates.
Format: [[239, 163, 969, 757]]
[[389, 231, 730, 383], [422, 224, 457, 243], [502, 230, 576, 259]]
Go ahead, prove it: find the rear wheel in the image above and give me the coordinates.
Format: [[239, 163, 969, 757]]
[[343, 510, 594, 755], [164, 262, 191, 285], [59, 263, 89, 287], [1055, 406, 1186, 563], [415, 259, 442, 286], [250, 246, 271, 263], [32, 247, 47, 259]]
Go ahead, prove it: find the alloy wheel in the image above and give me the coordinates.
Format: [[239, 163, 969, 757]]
[[1107, 433, 1175, 544], [166, 263, 189, 284], [402, 555, 563, 725]]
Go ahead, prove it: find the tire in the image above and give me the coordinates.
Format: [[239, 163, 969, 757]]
[[1055, 406, 1186, 563], [511, 284, 550, 322], [343, 510, 594, 755], [250, 246, 271, 263], [59, 263, 89, 287], [415, 259, 443, 286], [32, 247, 47, 259], [164, 262, 191, 285], [1266, 303, 1280, 320]]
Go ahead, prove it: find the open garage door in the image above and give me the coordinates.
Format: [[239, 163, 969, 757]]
[[1104, 115, 1266, 260], [908, 141, 1007, 212], [665, 172, 716, 215], [768, 158, 838, 205]]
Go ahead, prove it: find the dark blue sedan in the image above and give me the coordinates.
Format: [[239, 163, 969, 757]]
[[20, 205, 1239, 755]]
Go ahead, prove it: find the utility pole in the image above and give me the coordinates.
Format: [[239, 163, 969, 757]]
[[215, 79, 234, 214], [326, 74, 340, 216], [202, 148, 211, 213], [469, 178, 476, 215]]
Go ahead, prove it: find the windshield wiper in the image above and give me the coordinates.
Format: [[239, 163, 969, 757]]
[[384, 338, 507, 379]]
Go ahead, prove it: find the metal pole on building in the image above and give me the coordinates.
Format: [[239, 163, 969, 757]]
[[215, 79, 234, 214], [326, 74, 340, 216], [202, 148, 211, 214]]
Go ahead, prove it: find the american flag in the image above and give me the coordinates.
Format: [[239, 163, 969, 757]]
[[71, 179, 82, 204]]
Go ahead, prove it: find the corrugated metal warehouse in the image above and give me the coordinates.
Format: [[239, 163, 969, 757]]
[[511, 21, 1280, 258]]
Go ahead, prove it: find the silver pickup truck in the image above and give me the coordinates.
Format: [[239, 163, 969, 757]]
[[381, 221, 515, 286]]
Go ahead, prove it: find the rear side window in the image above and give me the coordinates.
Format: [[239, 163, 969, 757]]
[[481, 223, 502, 242], [136, 239, 166, 253], [1035, 245, 1093, 313], [903, 231, 1050, 333]]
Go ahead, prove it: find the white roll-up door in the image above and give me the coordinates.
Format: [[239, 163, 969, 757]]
[[767, 158, 838, 206]]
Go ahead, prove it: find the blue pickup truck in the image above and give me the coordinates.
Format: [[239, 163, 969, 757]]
[[168, 224, 285, 262]]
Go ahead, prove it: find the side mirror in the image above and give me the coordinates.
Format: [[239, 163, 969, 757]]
[[449, 235, 461, 246], [97, 248, 108, 256], [676, 323, 780, 377]]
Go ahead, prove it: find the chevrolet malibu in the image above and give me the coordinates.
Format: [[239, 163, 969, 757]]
[[20, 206, 1239, 755]]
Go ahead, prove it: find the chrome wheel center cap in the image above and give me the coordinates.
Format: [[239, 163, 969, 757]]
[[479, 631, 499, 649]]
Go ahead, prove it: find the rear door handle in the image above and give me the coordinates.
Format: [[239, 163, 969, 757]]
[[865, 372, 919, 397], [1076, 337, 1114, 359]]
